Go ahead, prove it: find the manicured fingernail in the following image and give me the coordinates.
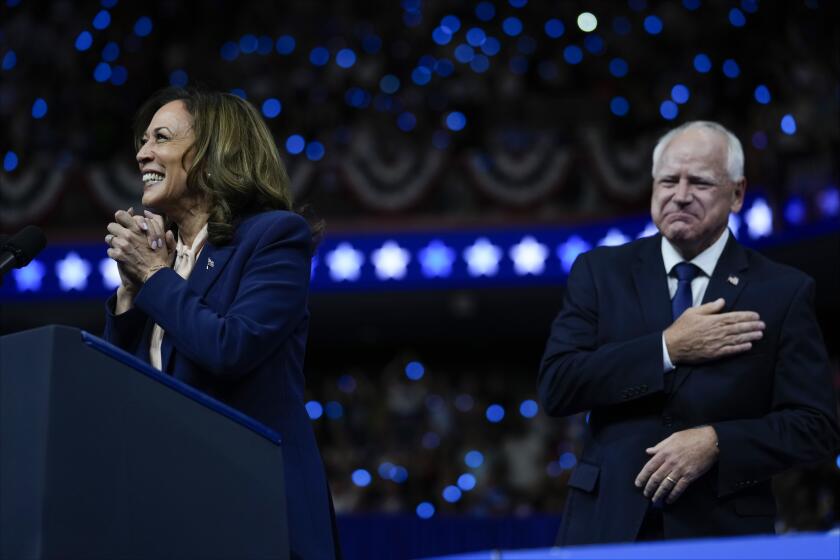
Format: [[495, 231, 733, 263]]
[[157, 238, 162, 248], [151, 239, 158, 250], [140, 221, 148, 231]]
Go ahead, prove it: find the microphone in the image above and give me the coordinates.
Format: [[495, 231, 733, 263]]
[[0, 226, 48, 279]]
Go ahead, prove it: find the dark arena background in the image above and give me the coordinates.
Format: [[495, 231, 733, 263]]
[[1, 1, 838, 559]]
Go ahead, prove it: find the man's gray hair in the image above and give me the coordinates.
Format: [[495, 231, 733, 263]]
[[651, 121, 744, 181]]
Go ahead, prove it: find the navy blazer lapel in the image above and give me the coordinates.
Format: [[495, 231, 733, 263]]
[[161, 242, 235, 373], [632, 235, 673, 334], [670, 234, 750, 395]]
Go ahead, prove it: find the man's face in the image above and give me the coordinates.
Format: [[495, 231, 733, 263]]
[[651, 128, 745, 258]]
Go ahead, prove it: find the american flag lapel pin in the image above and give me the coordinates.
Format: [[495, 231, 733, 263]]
[[207, 257, 215, 270], [727, 275, 739, 286]]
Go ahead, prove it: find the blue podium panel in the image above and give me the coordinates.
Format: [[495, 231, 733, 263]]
[[0, 326, 288, 560], [421, 532, 840, 560]]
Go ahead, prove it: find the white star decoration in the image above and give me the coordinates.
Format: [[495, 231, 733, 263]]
[[325, 242, 364, 281], [509, 236, 548, 276], [463, 238, 502, 277], [99, 258, 122, 289], [372, 240, 411, 280], [12, 259, 46, 292], [56, 252, 91, 291], [419, 240, 456, 278], [597, 228, 630, 247], [556, 236, 591, 273]]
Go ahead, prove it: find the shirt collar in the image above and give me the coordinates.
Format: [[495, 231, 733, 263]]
[[176, 223, 209, 259], [661, 228, 729, 278]]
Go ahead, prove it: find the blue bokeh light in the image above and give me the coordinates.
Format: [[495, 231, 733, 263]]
[[442, 485, 462, 503], [405, 361, 425, 380], [729, 7, 746, 27], [110, 65, 127, 86], [481, 37, 501, 56], [454, 44, 475, 63], [412, 66, 432, 85], [3, 151, 19, 172], [509, 0, 527, 7], [432, 26, 453, 45], [752, 131, 768, 150], [754, 84, 771, 104], [133, 16, 153, 37], [220, 41, 239, 61], [256, 35, 273, 55], [441, 14, 461, 33], [352, 469, 372, 487], [309, 47, 330, 66], [502, 16, 523, 36], [486, 404, 505, 423], [693, 53, 712, 73], [92, 10, 111, 30], [519, 399, 539, 418], [660, 100, 679, 120], [509, 56, 528, 74], [169, 69, 188, 87], [559, 451, 577, 469], [336, 48, 356, 68], [584, 35, 604, 54], [102, 41, 120, 62], [305, 400, 323, 419], [465, 450, 484, 468], [325, 401, 343, 420], [306, 141, 326, 161], [722, 59, 740, 78], [643, 15, 663, 34], [285, 135, 305, 155], [380, 74, 400, 94], [445, 111, 466, 131], [276, 35, 296, 55], [75, 31, 93, 51], [435, 59, 454, 77], [784, 197, 807, 225], [671, 84, 690, 104], [563, 45, 583, 65], [683, 0, 701, 10], [609, 57, 628, 77], [545, 18, 565, 38], [101, 0, 117, 7], [475, 2, 495, 21], [261, 98, 282, 118], [470, 54, 490, 73], [458, 473, 477, 491], [466, 27, 487, 47], [416, 502, 435, 519], [31, 98, 47, 119], [93, 62, 112, 82], [780, 114, 797, 135], [610, 96, 630, 116]]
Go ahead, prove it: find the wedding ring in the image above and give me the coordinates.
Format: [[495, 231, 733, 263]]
[[665, 475, 677, 484], [105, 234, 114, 246]]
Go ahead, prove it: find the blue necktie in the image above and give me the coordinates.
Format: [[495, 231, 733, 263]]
[[671, 262, 700, 320]]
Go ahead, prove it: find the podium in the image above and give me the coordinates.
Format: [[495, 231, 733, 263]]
[[0, 325, 288, 560]]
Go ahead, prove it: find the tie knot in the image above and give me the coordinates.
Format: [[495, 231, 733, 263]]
[[672, 262, 700, 282]]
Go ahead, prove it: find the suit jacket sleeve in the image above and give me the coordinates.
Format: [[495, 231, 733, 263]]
[[538, 251, 666, 416], [103, 293, 149, 353], [712, 277, 840, 496], [131, 213, 311, 377]]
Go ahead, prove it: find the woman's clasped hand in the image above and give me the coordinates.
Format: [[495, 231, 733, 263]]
[[105, 207, 176, 288]]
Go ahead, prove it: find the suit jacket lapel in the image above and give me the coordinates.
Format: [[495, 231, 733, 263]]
[[161, 241, 236, 373], [670, 234, 750, 395], [632, 235, 673, 334]]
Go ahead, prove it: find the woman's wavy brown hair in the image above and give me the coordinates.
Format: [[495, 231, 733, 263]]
[[134, 87, 314, 246]]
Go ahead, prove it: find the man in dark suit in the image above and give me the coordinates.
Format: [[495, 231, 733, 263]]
[[538, 121, 839, 544]]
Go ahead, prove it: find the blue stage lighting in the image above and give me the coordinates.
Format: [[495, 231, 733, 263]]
[[92, 10, 111, 30], [509, 0, 527, 7], [336, 48, 356, 68], [722, 59, 740, 78], [502, 16, 523, 36], [557, 235, 592, 273], [563, 45, 583, 64], [819, 187, 840, 217], [416, 502, 435, 519], [75, 31, 93, 51], [379, 74, 400, 94], [261, 98, 281, 118], [110, 65, 127, 86], [682, 0, 701, 10], [465, 450, 484, 468], [12, 260, 45, 291], [520, 399, 539, 418], [741, 0, 758, 13], [101, 41, 119, 62], [275, 35, 295, 55], [412, 66, 432, 85], [545, 18, 565, 38], [671, 84, 690, 104], [220, 41, 238, 61], [101, 0, 117, 7], [693, 53, 712, 73], [325, 401, 343, 419], [780, 114, 797, 135], [610, 96, 630, 116], [486, 404, 505, 423], [432, 26, 453, 45], [169, 69, 188, 87], [405, 361, 425, 380], [31, 98, 47, 119], [133, 16, 153, 37], [442, 485, 462, 503], [454, 44, 475, 63], [754, 84, 771, 104], [230, 88, 247, 99], [458, 473, 477, 491], [643, 15, 663, 34], [470, 54, 490, 73], [256, 35, 273, 55], [337, 374, 356, 394], [419, 240, 455, 278], [352, 469, 372, 487], [729, 8, 746, 27], [745, 198, 773, 238], [559, 452, 577, 469], [783, 197, 806, 225], [609, 58, 629, 77], [475, 2, 495, 21], [309, 47, 330, 66], [3, 151, 19, 172], [584, 35, 604, 54]]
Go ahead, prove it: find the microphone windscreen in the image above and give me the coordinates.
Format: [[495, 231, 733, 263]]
[[6, 225, 47, 267]]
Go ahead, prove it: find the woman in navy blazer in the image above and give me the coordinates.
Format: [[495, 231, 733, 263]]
[[103, 87, 338, 559]]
